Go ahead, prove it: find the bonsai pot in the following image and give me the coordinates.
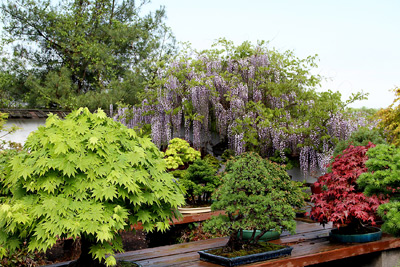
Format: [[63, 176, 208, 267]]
[[238, 230, 280, 241], [330, 226, 382, 243], [178, 206, 212, 214], [198, 245, 293, 266]]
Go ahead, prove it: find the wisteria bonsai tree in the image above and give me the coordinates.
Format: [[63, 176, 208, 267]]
[[0, 108, 185, 266], [113, 39, 369, 175], [311, 143, 388, 233], [358, 144, 400, 236], [204, 152, 305, 252]]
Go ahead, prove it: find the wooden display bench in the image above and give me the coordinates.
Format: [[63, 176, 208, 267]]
[[132, 210, 225, 230], [117, 221, 400, 267]]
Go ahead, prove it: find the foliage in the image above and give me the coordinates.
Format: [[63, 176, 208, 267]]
[[0, 244, 47, 267], [114, 39, 368, 174], [0, 108, 185, 266], [169, 169, 187, 180], [0, 112, 20, 146], [204, 152, 305, 252], [203, 154, 221, 171], [0, 0, 176, 110], [178, 222, 226, 243], [0, 148, 21, 203], [162, 138, 201, 170], [179, 159, 221, 205], [221, 149, 235, 162], [311, 143, 388, 231], [332, 127, 387, 160], [377, 87, 400, 146], [358, 144, 400, 236], [0, 112, 23, 203]]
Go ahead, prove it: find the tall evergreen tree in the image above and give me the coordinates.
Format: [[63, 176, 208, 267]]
[[1, 0, 176, 110]]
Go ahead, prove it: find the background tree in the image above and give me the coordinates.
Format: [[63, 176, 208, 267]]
[[114, 39, 368, 175], [1, 0, 176, 110], [378, 87, 400, 146]]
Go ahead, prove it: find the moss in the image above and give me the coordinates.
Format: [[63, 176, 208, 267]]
[[208, 242, 286, 258]]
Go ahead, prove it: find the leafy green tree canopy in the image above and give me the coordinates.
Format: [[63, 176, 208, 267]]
[[377, 87, 400, 146], [115, 39, 367, 174], [358, 144, 400, 236], [1, 0, 176, 110], [204, 152, 305, 252], [0, 108, 185, 266]]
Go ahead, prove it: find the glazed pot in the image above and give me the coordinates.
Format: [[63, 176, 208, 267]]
[[238, 230, 280, 241], [198, 245, 292, 266], [330, 227, 382, 243], [178, 206, 212, 214]]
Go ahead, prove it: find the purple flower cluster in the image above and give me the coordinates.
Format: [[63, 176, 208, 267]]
[[111, 46, 376, 176]]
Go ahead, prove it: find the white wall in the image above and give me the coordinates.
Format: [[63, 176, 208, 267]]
[[1, 119, 46, 145]]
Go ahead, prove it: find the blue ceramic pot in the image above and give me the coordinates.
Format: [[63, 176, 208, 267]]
[[330, 227, 382, 243]]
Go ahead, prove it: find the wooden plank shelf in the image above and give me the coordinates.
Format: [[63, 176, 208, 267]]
[[116, 222, 400, 267], [46, 221, 400, 266], [132, 210, 226, 230]]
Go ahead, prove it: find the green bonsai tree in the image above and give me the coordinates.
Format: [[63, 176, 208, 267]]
[[332, 127, 387, 160], [180, 159, 221, 206], [358, 144, 400, 236], [0, 108, 185, 266], [162, 138, 201, 170], [204, 152, 305, 252]]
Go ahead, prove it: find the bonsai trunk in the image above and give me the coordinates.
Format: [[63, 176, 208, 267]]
[[225, 231, 245, 252], [70, 235, 104, 267]]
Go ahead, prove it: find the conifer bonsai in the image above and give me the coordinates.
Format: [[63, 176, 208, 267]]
[[0, 108, 185, 266], [358, 144, 400, 236], [180, 159, 221, 206], [204, 152, 305, 252]]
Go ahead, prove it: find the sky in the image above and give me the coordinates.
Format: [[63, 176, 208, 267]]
[[143, 0, 400, 109]]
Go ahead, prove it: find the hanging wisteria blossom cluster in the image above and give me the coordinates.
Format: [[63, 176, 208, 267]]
[[112, 40, 370, 175]]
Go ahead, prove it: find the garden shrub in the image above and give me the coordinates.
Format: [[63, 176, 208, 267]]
[[311, 143, 388, 231], [358, 144, 400, 236], [202, 154, 221, 171], [377, 87, 400, 146], [0, 108, 185, 266], [180, 159, 221, 205], [332, 127, 387, 160], [204, 152, 305, 252], [221, 149, 235, 162], [162, 138, 201, 170]]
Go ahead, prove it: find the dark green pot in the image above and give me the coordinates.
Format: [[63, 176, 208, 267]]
[[238, 230, 280, 241], [330, 227, 382, 243]]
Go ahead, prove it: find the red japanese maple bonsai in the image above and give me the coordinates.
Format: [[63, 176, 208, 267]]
[[311, 143, 388, 233]]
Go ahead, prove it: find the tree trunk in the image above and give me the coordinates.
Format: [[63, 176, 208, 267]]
[[225, 231, 243, 252], [70, 236, 104, 267]]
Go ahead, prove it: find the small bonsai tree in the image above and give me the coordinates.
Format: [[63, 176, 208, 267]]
[[162, 138, 201, 170], [180, 159, 221, 206], [204, 152, 305, 252], [358, 144, 400, 236], [0, 108, 185, 266], [311, 143, 388, 232]]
